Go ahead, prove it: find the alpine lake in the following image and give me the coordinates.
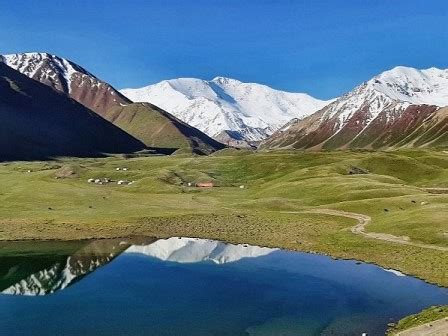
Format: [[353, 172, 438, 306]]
[[0, 237, 447, 336]]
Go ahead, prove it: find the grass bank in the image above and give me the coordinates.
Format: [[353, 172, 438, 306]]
[[387, 306, 448, 335]]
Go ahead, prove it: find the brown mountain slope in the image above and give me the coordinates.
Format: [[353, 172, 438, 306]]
[[261, 104, 447, 150], [0, 63, 145, 161], [2, 52, 130, 117], [261, 66, 448, 150]]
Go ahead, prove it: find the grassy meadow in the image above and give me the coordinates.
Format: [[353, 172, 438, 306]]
[[387, 305, 448, 334], [0, 149, 447, 287]]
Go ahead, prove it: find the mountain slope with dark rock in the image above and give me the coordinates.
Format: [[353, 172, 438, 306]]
[[2, 52, 130, 117], [0, 62, 145, 161]]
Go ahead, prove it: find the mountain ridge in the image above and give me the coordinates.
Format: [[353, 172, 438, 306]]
[[0, 62, 145, 161], [121, 77, 333, 146], [2, 52, 131, 117], [3, 52, 447, 152], [262, 66, 448, 150]]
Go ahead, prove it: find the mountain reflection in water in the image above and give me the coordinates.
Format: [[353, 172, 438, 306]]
[[0, 238, 150, 295], [0, 237, 276, 296], [0, 237, 447, 336]]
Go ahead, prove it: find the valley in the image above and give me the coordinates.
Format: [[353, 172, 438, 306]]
[[3, 2, 448, 334], [0, 149, 447, 289], [1, 53, 448, 334]]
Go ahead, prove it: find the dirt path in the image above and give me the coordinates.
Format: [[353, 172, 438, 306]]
[[395, 317, 448, 336], [284, 209, 448, 252], [424, 187, 448, 194]]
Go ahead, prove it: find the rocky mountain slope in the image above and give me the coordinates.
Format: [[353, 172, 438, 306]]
[[2, 53, 225, 155], [2, 52, 130, 117], [121, 77, 332, 146], [0, 62, 145, 161], [262, 66, 448, 150]]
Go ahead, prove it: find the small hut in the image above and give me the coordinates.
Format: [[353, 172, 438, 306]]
[[196, 182, 214, 188]]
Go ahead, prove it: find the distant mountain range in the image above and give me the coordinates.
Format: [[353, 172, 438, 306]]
[[121, 77, 331, 146], [1, 52, 447, 159], [1, 52, 224, 158], [262, 66, 448, 150]]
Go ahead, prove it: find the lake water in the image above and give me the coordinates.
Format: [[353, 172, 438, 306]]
[[0, 237, 446, 336]]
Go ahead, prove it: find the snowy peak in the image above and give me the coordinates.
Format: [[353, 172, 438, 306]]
[[3, 52, 94, 94], [121, 77, 332, 145], [321, 65, 448, 131], [367, 66, 448, 106], [162, 78, 220, 100], [3, 52, 131, 117], [211, 76, 244, 88]]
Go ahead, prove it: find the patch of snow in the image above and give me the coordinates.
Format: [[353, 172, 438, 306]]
[[383, 268, 406, 277]]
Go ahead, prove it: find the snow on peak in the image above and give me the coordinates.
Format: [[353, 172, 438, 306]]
[[211, 76, 242, 86], [3, 52, 96, 94], [125, 237, 276, 264], [121, 77, 332, 142], [367, 66, 448, 106], [318, 65, 448, 137]]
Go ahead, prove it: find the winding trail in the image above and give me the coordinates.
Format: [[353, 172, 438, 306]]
[[284, 209, 448, 252]]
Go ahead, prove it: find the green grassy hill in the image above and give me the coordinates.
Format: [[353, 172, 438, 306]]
[[106, 103, 226, 155]]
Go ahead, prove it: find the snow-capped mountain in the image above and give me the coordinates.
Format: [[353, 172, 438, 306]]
[[367, 66, 448, 106], [262, 66, 448, 150], [121, 77, 332, 145], [2, 52, 130, 116], [125, 237, 276, 264]]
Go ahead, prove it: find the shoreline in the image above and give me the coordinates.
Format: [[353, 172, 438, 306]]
[[1, 227, 447, 290], [1, 232, 447, 335]]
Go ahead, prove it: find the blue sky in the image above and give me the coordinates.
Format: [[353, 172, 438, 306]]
[[1, 0, 447, 99]]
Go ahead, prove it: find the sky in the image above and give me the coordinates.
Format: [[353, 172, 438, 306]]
[[1, 0, 447, 99]]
